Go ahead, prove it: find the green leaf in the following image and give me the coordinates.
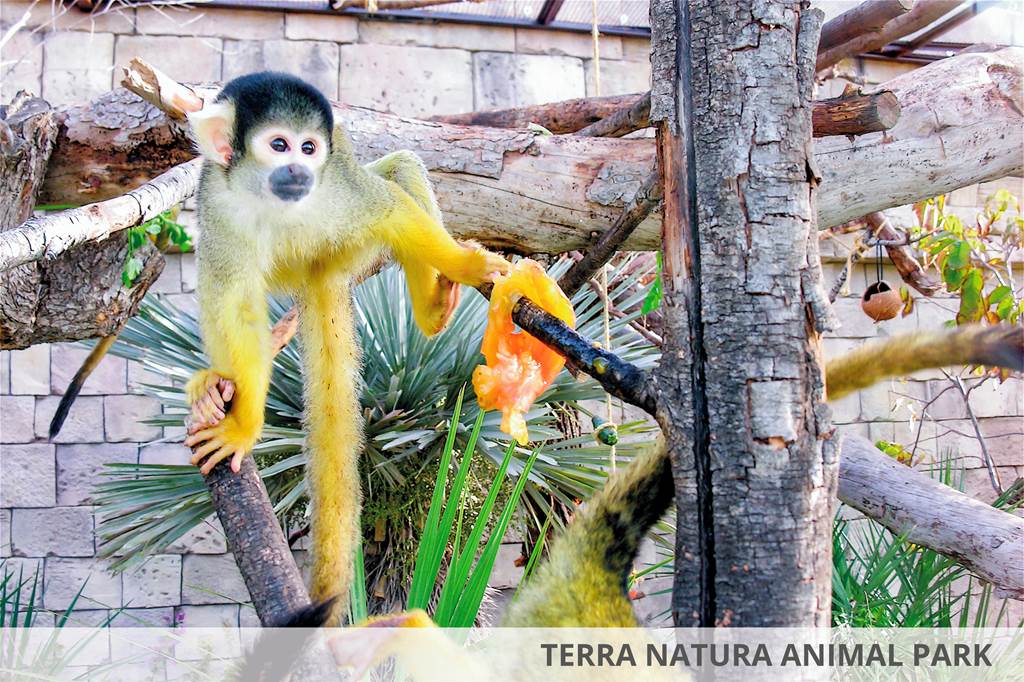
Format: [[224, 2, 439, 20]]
[[957, 269, 984, 323], [945, 241, 972, 269], [641, 251, 663, 314]]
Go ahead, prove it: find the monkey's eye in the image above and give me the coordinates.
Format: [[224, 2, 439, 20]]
[[270, 138, 289, 153], [301, 140, 316, 156]]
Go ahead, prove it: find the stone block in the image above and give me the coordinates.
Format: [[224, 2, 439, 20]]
[[127, 360, 164, 395], [1, 350, 9, 393], [0, 395, 36, 443], [9, 343, 50, 395], [114, 36, 222, 84], [860, 379, 928, 422], [104, 394, 162, 442], [0, 509, 9, 557], [181, 554, 251, 604], [41, 31, 114, 105], [1, 2, 134, 33], [964, 377, 1023, 418], [11, 506, 94, 557], [360, 20, 514, 52], [621, 37, 651, 62], [43, 557, 122, 611], [1, 557, 44, 606], [223, 39, 340, 100], [51, 344, 127, 396], [0, 30, 42, 100], [515, 28, 622, 60], [123, 554, 182, 608], [829, 390, 860, 425], [180, 253, 197, 293], [0, 443, 56, 507], [148, 252, 182, 294], [946, 184, 980, 207], [239, 605, 261, 627], [474, 52, 585, 110], [860, 60, 916, 86], [159, 292, 200, 319], [340, 44, 473, 117], [136, 7, 283, 40], [139, 441, 191, 466], [34, 395, 104, 443], [486, 543, 524, 589], [174, 603, 239, 628], [56, 443, 138, 506], [585, 59, 651, 96], [285, 13, 358, 42], [110, 606, 175, 628]]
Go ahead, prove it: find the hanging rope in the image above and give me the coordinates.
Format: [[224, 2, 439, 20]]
[[591, 0, 619, 469]]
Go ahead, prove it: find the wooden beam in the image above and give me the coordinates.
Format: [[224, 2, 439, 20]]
[[818, 0, 915, 55]]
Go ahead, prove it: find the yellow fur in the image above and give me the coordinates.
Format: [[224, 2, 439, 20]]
[[190, 106, 510, 626]]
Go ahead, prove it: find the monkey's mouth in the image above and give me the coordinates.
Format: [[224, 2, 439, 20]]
[[271, 183, 311, 202]]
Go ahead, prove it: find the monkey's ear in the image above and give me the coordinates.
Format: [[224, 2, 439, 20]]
[[187, 102, 235, 166]]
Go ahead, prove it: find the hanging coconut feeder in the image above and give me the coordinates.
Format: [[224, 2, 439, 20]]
[[861, 280, 901, 322], [591, 414, 619, 447]]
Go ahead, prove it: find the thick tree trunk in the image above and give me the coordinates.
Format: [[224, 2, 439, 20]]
[[839, 434, 1024, 599], [29, 47, 1021, 257], [652, 0, 836, 627], [0, 94, 163, 349]]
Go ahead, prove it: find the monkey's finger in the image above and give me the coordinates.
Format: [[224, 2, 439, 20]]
[[230, 448, 246, 473], [206, 386, 225, 411], [218, 379, 235, 402], [199, 446, 235, 475], [185, 426, 223, 448], [190, 437, 225, 464]]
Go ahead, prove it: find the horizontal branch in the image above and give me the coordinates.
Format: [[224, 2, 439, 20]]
[[817, 0, 961, 71], [0, 159, 201, 272], [428, 93, 643, 134], [812, 89, 900, 138], [818, 0, 915, 56], [838, 434, 1024, 599]]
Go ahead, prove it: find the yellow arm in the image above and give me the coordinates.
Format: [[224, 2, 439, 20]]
[[185, 272, 272, 474]]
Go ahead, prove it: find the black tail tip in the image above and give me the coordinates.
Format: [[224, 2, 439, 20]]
[[272, 597, 337, 628], [48, 393, 77, 440], [983, 325, 1024, 373]]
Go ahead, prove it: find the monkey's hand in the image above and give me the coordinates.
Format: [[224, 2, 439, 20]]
[[185, 369, 235, 430], [452, 241, 511, 287], [184, 368, 259, 474]]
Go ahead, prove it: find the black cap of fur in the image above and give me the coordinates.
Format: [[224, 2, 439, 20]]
[[216, 72, 334, 156]]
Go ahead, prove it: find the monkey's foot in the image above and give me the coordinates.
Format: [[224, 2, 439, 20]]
[[184, 369, 236, 430], [328, 610, 437, 680], [184, 415, 258, 475]]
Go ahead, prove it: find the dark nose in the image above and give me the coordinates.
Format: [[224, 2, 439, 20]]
[[270, 164, 314, 201]]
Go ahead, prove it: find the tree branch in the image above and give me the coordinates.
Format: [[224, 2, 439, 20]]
[[817, 0, 961, 71], [818, 0, 915, 56], [0, 159, 202, 272], [838, 433, 1024, 599], [576, 92, 652, 138], [428, 93, 644, 134]]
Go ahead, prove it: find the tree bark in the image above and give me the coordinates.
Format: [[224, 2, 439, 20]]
[[206, 456, 314, 626], [838, 434, 1024, 599], [812, 89, 900, 138], [818, 0, 915, 56], [817, 0, 960, 71], [30, 46, 1021, 257], [0, 93, 163, 349], [428, 93, 643, 133], [652, 0, 837, 627]]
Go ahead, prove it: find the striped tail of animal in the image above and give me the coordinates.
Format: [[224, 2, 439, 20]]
[[299, 265, 365, 626]]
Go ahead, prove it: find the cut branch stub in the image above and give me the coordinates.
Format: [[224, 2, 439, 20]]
[[812, 89, 900, 138]]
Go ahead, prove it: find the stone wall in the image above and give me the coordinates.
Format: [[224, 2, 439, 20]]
[[0, 4, 1020, 628]]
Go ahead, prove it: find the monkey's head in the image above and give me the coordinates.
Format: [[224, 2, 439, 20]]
[[188, 72, 334, 204]]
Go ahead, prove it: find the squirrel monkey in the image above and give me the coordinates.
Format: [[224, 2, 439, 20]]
[[183, 72, 509, 625]]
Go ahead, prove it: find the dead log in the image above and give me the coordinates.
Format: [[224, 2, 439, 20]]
[[428, 93, 643, 133], [818, 0, 915, 56], [817, 0, 961, 71], [0, 94, 163, 349], [812, 89, 900, 138], [25, 47, 1023, 258], [839, 434, 1024, 599]]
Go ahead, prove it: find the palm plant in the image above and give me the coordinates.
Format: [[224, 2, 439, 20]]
[[95, 256, 658, 612]]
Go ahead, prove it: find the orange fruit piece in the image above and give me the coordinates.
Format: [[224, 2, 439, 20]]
[[472, 260, 576, 445]]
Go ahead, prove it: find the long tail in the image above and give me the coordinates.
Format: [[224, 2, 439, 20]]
[[826, 324, 1023, 400], [299, 267, 364, 626], [506, 324, 1023, 626], [503, 437, 673, 627], [49, 334, 118, 439]]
